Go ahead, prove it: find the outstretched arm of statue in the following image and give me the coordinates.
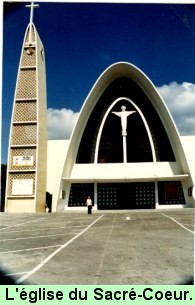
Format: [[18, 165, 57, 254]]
[[126, 111, 136, 117], [112, 111, 121, 117]]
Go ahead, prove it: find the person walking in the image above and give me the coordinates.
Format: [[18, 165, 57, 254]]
[[86, 196, 92, 214]]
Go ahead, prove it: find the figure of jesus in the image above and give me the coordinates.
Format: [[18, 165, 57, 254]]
[[112, 105, 136, 136]]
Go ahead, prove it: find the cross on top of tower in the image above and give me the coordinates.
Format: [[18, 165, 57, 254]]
[[26, 2, 39, 25], [25, 2, 39, 44]]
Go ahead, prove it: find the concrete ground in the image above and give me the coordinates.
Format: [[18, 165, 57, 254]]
[[0, 209, 194, 285]]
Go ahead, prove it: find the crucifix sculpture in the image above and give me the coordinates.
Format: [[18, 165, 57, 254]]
[[25, 2, 39, 44], [112, 105, 136, 163]]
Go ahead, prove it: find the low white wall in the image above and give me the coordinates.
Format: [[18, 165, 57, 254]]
[[47, 140, 70, 211]]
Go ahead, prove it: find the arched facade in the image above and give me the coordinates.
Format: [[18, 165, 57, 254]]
[[53, 62, 194, 211]]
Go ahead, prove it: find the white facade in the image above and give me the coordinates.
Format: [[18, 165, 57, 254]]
[[46, 63, 195, 212], [46, 137, 195, 212]]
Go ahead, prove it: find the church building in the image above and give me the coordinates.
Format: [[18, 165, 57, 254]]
[[47, 61, 195, 212], [5, 4, 195, 213]]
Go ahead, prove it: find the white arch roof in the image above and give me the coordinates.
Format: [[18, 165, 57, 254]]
[[62, 62, 190, 179]]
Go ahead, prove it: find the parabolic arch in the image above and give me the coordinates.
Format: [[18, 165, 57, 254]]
[[54, 62, 192, 211]]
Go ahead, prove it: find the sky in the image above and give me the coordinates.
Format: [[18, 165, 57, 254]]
[[1, 1, 195, 164]]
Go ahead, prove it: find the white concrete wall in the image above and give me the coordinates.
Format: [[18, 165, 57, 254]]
[[180, 136, 195, 206], [68, 162, 184, 181], [181, 136, 195, 184], [47, 140, 69, 211], [47, 138, 195, 211]]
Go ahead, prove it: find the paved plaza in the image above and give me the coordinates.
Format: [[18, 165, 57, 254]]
[[0, 209, 194, 285]]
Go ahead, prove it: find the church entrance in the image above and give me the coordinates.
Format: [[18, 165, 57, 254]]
[[68, 183, 94, 207], [97, 182, 155, 209]]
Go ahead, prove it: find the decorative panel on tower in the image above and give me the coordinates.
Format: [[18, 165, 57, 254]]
[[5, 15, 47, 213]]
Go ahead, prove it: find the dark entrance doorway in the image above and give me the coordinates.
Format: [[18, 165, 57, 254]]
[[158, 181, 186, 205], [97, 182, 155, 209], [68, 183, 94, 207], [46, 191, 52, 212]]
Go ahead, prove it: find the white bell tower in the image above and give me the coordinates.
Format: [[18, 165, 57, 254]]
[[5, 2, 47, 212]]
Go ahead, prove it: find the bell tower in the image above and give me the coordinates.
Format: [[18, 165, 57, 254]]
[[5, 3, 47, 212]]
